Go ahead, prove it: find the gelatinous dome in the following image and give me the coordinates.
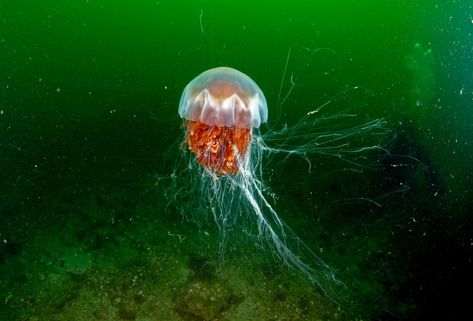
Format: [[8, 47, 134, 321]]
[[178, 67, 268, 129]]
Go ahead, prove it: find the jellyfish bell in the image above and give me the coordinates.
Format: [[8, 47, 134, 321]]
[[178, 67, 268, 129], [179, 67, 268, 175]]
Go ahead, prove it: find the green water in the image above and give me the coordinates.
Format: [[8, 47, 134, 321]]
[[1, 1, 472, 320]]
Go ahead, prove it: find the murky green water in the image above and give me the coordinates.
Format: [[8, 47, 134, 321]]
[[1, 1, 472, 320]]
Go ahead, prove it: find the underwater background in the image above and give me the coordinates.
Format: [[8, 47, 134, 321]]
[[1, 0, 472, 320]]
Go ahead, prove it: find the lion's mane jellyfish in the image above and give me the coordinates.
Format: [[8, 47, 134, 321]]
[[175, 66, 388, 294], [179, 67, 267, 175], [177, 66, 337, 292]]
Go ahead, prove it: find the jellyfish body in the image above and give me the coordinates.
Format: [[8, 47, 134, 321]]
[[179, 67, 268, 174]]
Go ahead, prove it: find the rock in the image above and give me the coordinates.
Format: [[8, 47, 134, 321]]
[[62, 251, 92, 275], [174, 281, 239, 320], [118, 303, 137, 320]]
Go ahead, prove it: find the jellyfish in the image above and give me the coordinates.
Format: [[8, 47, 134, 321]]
[[178, 67, 267, 175], [173, 66, 389, 294]]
